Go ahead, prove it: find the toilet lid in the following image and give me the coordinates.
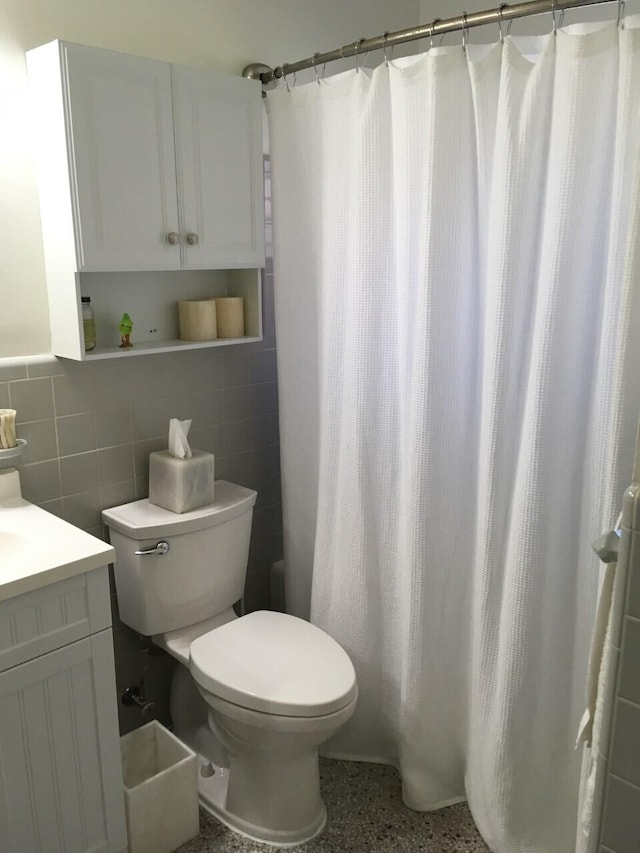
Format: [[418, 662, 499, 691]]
[[189, 611, 357, 718]]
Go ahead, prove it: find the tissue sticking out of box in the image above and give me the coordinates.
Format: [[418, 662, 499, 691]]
[[169, 418, 192, 459], [148, 418, 215, 513]]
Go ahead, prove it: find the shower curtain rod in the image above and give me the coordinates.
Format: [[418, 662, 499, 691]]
[[243, 0, 619, 86]]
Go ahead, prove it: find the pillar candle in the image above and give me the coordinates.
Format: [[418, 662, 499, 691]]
[[178, 299, 217, 341], [0, 409, 17, 449], [215, 297, 245, 339]]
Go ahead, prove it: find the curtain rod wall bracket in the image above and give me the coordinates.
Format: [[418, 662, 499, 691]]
[[242, 63, 278, 94]]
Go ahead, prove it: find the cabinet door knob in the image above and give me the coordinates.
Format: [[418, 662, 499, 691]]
[[186, 232, 199, 246], [167, 232, 180, 245]]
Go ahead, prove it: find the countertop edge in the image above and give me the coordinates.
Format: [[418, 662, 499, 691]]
[[0, 544, 115, 603]]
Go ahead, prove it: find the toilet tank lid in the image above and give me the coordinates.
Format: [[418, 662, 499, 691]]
[[102, 480, 257, 540]]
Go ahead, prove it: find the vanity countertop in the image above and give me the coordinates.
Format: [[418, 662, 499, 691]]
[[0, 487, 113, 602]]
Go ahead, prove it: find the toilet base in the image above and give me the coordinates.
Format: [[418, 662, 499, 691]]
[[196, 755, 327, 848]]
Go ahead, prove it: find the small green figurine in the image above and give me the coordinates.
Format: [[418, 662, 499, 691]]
[[119, 313, 133, 348]]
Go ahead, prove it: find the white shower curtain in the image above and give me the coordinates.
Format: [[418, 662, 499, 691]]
[[268, 20, 640, 853]]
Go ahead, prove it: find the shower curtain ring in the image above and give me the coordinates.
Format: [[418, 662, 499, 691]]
[[430, 19, 440, 50], [355, 38, 364, 73], [383, 31, 390, 66], [497, 4, 507, 43], [617, 0, 626, 29], [283, 64, 296, 93], [312, 52, 321, 84], [551, 0, 558, 35], [462, 11, 469, 52]]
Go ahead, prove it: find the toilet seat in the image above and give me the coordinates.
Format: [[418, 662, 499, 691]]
[[189, 610, 357, 718]]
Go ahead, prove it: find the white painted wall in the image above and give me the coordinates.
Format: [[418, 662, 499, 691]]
[[418, 0, 640, 41], [0, 0, 419, 357]]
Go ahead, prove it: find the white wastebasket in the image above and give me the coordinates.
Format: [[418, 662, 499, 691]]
[[120, 720, 199, 853]]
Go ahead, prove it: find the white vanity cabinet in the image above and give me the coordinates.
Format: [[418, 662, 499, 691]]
[[26, 40, 264, 360], [0, 569, 126, 853]]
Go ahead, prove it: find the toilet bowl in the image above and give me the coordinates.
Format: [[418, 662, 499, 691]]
[[187, 609, 358, 845], [102, 482, 358, 847]]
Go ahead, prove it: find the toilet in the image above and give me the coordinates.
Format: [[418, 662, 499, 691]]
[[103, 480, 357, 847]]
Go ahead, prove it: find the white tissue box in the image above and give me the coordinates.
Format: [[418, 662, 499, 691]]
[[148, 450, 215, 514]]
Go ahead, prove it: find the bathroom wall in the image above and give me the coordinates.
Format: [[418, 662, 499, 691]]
[[0, 0, 421, 731], [0, 161, 280, 731], [0, 274, 280, 731], [0, 0, 420, 358]]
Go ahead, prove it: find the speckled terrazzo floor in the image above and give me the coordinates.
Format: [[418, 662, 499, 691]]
[[178, 758, 490, 852]]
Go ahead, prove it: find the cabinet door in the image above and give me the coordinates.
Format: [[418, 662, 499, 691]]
[[64, 44, 181, 272], [0, 631, 127, 853], [172, 65, 265, 269]]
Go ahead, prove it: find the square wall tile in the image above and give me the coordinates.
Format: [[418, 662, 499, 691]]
[[626, 534, 640, 619], [0, 383, 9, 409], [9, 377, 54, 423], [62, 489, 103, 531], [249, 348, 277, 385], [129, 353, 180, 402], [189, 389, 224, 427], [250, 381, 278, 417], [131, 397, 174, 441], [101, 480, 137, 510], [601, 775, 640, 852], [98, 445, 134, 487], [96, 406, 133, 448], [0, 359, 27, 381], [173, 350, 223, 396], [90, 360, 133, 409], [252, 444, 280, 480], [216, 452, 252, 485], [17, 419, 57, 464], [224, 386, 251, 421], [223, 419, 252, 455], [53, 371, 93, 416], [19, 460, 61, 503], [188, 424, 225, 457], [610, 699, 640, 789], [249, 413, 279, 449], [56, 412, 97, 457], [60, 451, 99, 495], [222, 349, 250, 388], [619, 617, 640, 706]]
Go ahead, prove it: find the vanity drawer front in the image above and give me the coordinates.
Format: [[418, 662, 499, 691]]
[[0, 567, 111, 673]]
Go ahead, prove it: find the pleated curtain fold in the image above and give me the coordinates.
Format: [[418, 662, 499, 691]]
[[268, 20, 640, 853]]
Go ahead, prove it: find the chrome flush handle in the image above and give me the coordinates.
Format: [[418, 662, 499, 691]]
[[134, 541, 170, 556]]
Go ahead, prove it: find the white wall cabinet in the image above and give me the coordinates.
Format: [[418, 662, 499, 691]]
[[60, 46, 182, 273], [0, 569, 127, 853], [27, 40, 265, 360]]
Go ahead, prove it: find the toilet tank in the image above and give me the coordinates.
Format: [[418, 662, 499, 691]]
[[102, 480, 257, 636]]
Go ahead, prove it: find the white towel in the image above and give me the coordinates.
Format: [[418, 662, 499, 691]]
[[576, 559, 616, 748]]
